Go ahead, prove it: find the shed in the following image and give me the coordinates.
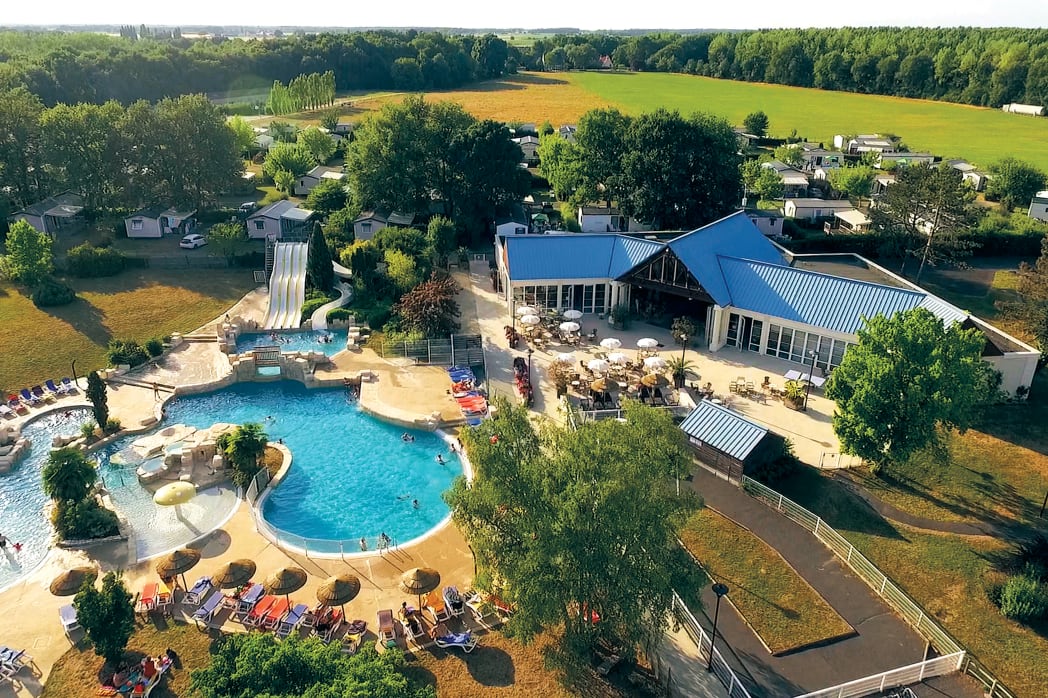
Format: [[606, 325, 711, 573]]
[[679, 401, 784, 481]]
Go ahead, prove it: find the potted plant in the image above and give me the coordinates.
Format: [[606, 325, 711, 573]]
[[609, 302, 632, 330], [783, 380, 806, 410], [667, 357, 697, 389]]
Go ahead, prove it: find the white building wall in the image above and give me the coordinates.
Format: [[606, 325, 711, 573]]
[[1028, 202, 1048, 223], [125, 217, 162, 238], [247, 217, 280, 240], [985, 353, 1039, 397], [10, 213, 46, 234]]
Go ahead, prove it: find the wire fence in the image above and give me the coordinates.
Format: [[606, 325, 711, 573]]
[[792, 652, 966, 698]]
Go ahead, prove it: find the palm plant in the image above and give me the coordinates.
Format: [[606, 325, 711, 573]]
[[42, 447, 98, 502], [667, 357, 698, 388]]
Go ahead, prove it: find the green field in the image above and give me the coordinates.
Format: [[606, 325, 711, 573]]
[[570, 72, 1048, 172]]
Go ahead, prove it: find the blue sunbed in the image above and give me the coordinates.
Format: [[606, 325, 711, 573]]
[[192, 590, 224, 623], [277, 603, 308, 637], [183, 576, 213, 605]]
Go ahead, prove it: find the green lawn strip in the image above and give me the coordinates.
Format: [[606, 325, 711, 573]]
[[0, 270, 252, 392], [679, 508, 852, 655], [776, 467, 1048, 697], [569, 72, 1048, 172], [41, 621, 212, 697]]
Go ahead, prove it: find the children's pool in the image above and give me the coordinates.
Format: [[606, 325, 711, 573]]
[[236, 330, 348, 356]]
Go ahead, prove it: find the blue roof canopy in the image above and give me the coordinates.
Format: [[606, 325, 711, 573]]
[[504, 234, 662, 281], [679, 401, 769, 462]]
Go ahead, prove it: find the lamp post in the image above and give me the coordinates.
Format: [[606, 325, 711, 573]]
[[678, 333, 688, 388], [803, 350, 818, 412], [70, 359, 78, 389], [707, 582, 729, 672], [511, 298, 517, 330], [527, 348, 534, 386]]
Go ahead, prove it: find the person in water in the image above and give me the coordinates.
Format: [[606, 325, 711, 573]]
[[436, 453, 446, 465], [401, 433, 414, 442]]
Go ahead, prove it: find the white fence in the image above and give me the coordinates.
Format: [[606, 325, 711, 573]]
[[671, 592, 754, 698], [793, 652, 965, 698]]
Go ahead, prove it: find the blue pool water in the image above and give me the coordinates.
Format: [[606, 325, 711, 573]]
[[163, 381, 461, 548], [237, 330, 348, 356]]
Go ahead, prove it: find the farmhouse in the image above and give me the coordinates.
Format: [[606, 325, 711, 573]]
[[9, 191, 85, 236], [1029, 191, 1048, 223], [124, 206, 197, 238], [783, 198, 854, 222], [293, 166, 346, 197], [352, 209, 421, 241], [246, 200, 314, 239], [493, 211, 1039, 395]]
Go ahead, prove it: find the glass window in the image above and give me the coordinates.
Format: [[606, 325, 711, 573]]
[[777, 326, 794, 359], [766, 324, 780, 355], [748, 320, 763, 353], [512, 287, 524, 302], [254, 220, 265, 230], [583, 285, 594, 312], [594, 284, 606, 313], [131, 219, 143, 230], [361, 222, 371, 233], [726, 313, 740, 346]]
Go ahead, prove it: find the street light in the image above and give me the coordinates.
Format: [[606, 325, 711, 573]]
[[526, 348, 534, 386], [678, 333, 688, 388], [803, 350, 818, 411], [511, 298, 517, 330], [707, 582, 730, 672]]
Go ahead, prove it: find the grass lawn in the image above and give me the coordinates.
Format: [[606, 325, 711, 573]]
[[41, 621, 213, 698], [775, 466, 1048, 697], [679, 508, 852, 655], [0, 269, 253, 392], [569, 72, 1048, 172]]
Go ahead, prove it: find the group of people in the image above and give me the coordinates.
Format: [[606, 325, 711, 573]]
[[359, 532, 394, 551], [0, 533, 21, 555]]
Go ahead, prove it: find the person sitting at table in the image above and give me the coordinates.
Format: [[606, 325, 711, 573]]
[[141, 657, 157, 681]]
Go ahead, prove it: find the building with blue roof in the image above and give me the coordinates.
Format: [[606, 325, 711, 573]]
[[493, 211, 1039, 394], [678, 401, 784, 479]]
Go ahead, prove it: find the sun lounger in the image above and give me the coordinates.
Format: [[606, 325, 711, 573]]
[[31, 385, 54, 403], [377, 609, 396, 647], [245, 595, 278, 626], [434, 630, 478, 653], [339, 619, 367, 654], [424, 590, 450, 623], [137, 582, 158, 614], [155, 580, 173, 614], [7, 397, 28, 414], [59, 604, 79, 637], [276, 603, 308, 638], [191, 591, 224, 624], [0, 405, 12, 418], [263, 597, 290, 629], [183, 576, 213, 605], [233, 583, 264, 615], [61, 377, 77, 393], [45, 379, 66, 395], [399, 614, 425, 644], [443, 586, 465, 617], [0, 647, 32, 672], [19, 389, 39, 407]]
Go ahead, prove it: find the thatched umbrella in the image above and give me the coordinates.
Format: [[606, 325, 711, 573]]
[[400, 567, 440, 609], [316, 573, 361, 616], [49, 567, 98, 597], [155, 548, 201, 590], [213, 559, 257, 589], [642, 373, 670, 388], [264, 566, 307, 603], [590, 378, 608, 393]]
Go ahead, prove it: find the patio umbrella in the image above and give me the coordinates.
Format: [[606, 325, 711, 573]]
[[519, 314, 541, 326], [587, 359, 610, 373], [562, 309, 583, 320], [155, 548, 201, 590], [600, 337, 622, 350], [643, 356, 668, 371], [642, 373, 670, 388], [554, 352, 576, 364], [400, 567, 441, 609], [607, 352, 628, 365], [317, 573, 361, 616], [515, 305, 538, 316], [637, 338, 659, 349], [559, 321, 581, 333], [213, 559, 257, 589], [49, 567, 98, 597], [590, 378, 608, 392], [264, 565, 307, 602]]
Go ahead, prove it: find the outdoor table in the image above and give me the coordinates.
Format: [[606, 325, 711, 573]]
[[783, 369, 803, 381]]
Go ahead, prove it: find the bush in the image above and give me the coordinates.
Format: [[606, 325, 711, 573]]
[[326, 308, 352, 323], [300, 296, 330, 322], [195, 208, 237, 225], [54, 498, 120, 540], [31, 277, 77, 307], [80, 421, 97, 440], [104, 418, 122, 434], [66, 242, 125, 277], [144, 337, 164, 357], [748, 438, 801, 485], [106, 339, 149, 367], [997, 568, 1048, 623], [1008, 533, 1048, 580], [261, 189, 288, 205], [366, 306, 392, 329]]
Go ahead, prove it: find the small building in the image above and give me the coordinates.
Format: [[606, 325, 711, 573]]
[[496, 206, 529, 236], [833, 134, 898, 155], [745, 209, 785, 237], [333, 119, 355, 136], [124, 206, 197, 238], [1029, 191, 1048, 223], [576, 204, 648, 233], [558, 124, 577, 142], [9, 191, 85, 236], [732, 128, 760, 150], [246, 200, 315, 239], [762, 160, 810, 198], [948, 160, 989, 192], [352, 209, 420, 242], [872, 174, 897, 197], [512, 136, 540, 165], [798, 144, 846, 172], [254, 134, 275, 151], [876, 152, 937, 169], [783, 198, 855, 222], [831, 209, 871, 233], [237, 171, 258, 195], [293, 166, 346, 197], [1001, 103, 1045, 117], [679, 401, 785, 481]]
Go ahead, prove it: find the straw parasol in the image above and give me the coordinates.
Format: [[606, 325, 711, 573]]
[[155, 548, 201, 590], [599, 337, 622, 350], [607, 352, 628, 365], [637, 337, 659, 349], [213, 559, 257, 589], [563, 309, 583, 320], [559, 321, 581, 333], [49, 567, 97, 597], [554, 352, 576, 364], [587, 358, 610, 373], [519, 314, 541, 326], [400, 567, 440, 609], [317, 573, 361, 615], [515, 305, 538, 316], [264, 565, 308, 602], [590, 378, 608, 392], [642, 373, 670, 388], [643, 356, 668, 371]]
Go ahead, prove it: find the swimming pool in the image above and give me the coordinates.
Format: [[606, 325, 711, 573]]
[[236, 330, 348, 356], [163, 381, 461, 552]]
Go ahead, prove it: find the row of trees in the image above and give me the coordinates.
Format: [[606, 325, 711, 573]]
[[266, 71, 337, 115], [538, 107, 742, 229], [519, 27, 1048, 108], [0, 89, 242, 212], [0, 30, 511, 106]]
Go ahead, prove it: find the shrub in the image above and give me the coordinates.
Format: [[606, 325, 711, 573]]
[[144, 337, 164, 357], [998, 568, 1048, 623], [31, 277, 77, 307], [66, 242, 125, 278], [1009, 533, 1048, 580], [326, 308, 352, 323], [217, 423, 268, 489], [104, 418, 122, 434], [748, 438, 801, 485], [54, 498, 120, 540], [261, 189, 288, 205], [366, 306, 392, 329], [300, 296, 329, 322], [106, 339, 149, 367], [80, 421, 97, 440]]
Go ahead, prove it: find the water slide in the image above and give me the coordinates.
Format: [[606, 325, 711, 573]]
[[263, 242, 309, 329]]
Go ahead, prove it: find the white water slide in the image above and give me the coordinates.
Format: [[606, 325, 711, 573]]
[[263, 242, 308, 329]]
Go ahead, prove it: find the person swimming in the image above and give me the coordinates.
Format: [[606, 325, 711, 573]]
[[436, 453, 446, 464], [412, 499, 420, 509], [401, 433, 414, 442]]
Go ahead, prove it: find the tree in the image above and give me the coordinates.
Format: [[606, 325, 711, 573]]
[[227, 116, 256, 155], [445, 399, 699, 652], [207, 222, 246, 261], [671, 316, 698, 345], [471, 34, 510, 79], [43, 447, 97, 502], [426, 215, 457, 264], [449, 119, 532, 237], [986, 158, 1047, 210], [573, 108, 631, 207], [306, 222, 334, 292], [273, 169, 295, 194], [0, 220, 53, 287], [393, 272, 460, 336], [74, 571, 135, 668], [346, 242, 381, 293], [827, 165, 876, 205], [1011, 235, 1048, 361], [323, 208, 358, 256], [537, 134, 581, 201], [384, 249, 420, 294], [154, 95, 243, 208], [305, 178, 349, 215], [86, 371, 109, 431], [217, 423, 268, 489], [0, 87, 45, 206], [263, 142, 314, 180], [297, 127, 336, 165], [742, 110, 769, 136], [752, 166, 785, 201], [773, 144, 804, 167], [826, 308, 996, 472]]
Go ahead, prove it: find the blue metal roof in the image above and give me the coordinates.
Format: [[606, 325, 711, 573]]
[[666, 212, 787, 306], [679, 401, 769, 462], [719, 257, 969, 334], [504, 234, 662, 281]]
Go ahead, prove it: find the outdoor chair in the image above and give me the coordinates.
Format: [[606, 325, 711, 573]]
[[276, 603, 308, 638], [45, 379, 66, 395], [377, 609, 397, 648], [263, 597, 291, 629], [245, 595, 278, 626], [443, 586, 465, 617], [434, 630, 478, 653], [425, 590, 451, 623], [61, 377, 77, 393], [191, 591, 224, 624], [19, 389, 40, 407], [183, 577, 213, 605], [59, 604, 79, 638]]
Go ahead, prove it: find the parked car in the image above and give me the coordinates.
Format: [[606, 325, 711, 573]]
[[179, 233, 207, 249], [238, 202, 259, 214]]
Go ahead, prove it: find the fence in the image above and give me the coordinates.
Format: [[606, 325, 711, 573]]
[[793, 652, 965, 698], [372, 334, 484, 367], [731, 473, 1017, 698], [577, 405, 690, 422], [671, 592, 753, 698]]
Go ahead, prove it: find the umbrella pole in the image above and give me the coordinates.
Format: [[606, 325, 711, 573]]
[[181, 573, 187, 590]]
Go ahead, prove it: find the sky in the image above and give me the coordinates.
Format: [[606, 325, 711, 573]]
[[6, 0, 1048, 30]]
